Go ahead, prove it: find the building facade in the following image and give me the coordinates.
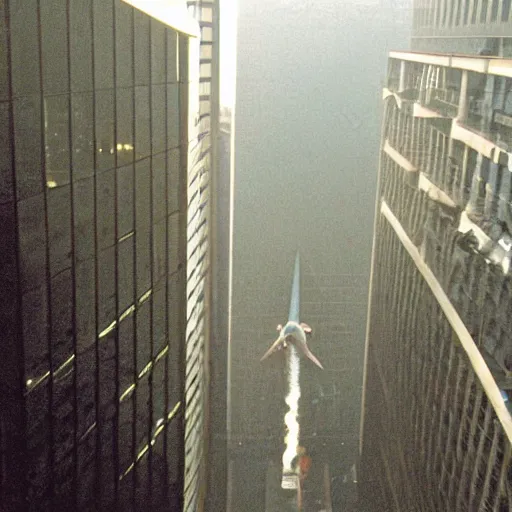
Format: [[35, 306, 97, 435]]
[[412, 0, 512, 55], [0, 1, 233, 510], [359, 6, 512, 509]]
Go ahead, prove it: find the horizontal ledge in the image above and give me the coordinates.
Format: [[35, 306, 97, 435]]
[[389, 51, 512, 79], [451, 121, 509, 166], [383, 143, 457, 209], [122, 0, 201, 37], [380, 199, 512, 443], [383, 88, 406, 109], [418, 173, 457, 208], [383, 140, 417, 173], [413, 102, 451, 119]]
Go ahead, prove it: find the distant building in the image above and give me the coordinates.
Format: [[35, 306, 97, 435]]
[[186, 2, 235, 511], [411, 0, 512, 55], [0, 1, 233, 510], [360, 2, 512, 510]]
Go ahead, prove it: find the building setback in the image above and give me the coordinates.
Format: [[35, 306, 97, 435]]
[[360, 2, 512, 510], [0, 1, 232, 510]]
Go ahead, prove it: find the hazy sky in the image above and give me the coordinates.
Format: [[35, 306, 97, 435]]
[[220, 0, 238, 106], [229, 2, 412, 508], [234, 0, 412, 279]]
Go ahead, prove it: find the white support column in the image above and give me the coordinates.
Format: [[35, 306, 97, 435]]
[[455, 0, 461, 25], [468, 0, 475, 24], [461, 0, 468, 25], [439, 0, 448, 27], [481, 72, 496, 132], [458, 69, 469, 122], [419, 64, 428, 104], [429, 0, 435, 26], [486, 0, 493, 23], [460, 144, 469, 204], [498, 0, 504, 23], [456, 0, 462, 25], [399, 60, 406, 93], [433, 0, 440, 27], [449, 0, 456, 25], [426, 65, 433, 105]]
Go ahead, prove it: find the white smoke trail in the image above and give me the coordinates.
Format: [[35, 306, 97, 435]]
[[282, 345, 300, 472]]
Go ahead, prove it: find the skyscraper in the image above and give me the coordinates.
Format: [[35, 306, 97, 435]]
[[360, 2, 512, 510], [0, 1, 233, 510]]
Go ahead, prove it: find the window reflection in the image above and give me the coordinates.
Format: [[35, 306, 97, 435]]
[[14, 96, 43, 200], [44, 96, 70, 188], [134, 9, 150, 86], [71, 93, 94, 180], [0, 103, 13, 203], [116, 88, 134, 166], [47, 184, 72, 275], [135, 86, 150, 160], [117, 163, 134, 238], [95, 89, 115, 170], [152, 85, 166, 154], [41, 0, 68, 95], [70, 1, 93, 92]]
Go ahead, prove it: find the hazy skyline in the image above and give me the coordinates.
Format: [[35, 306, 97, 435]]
[[230, 1, 412, 508]]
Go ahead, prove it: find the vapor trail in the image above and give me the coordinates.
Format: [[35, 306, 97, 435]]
[[282, 345, 300, 472]]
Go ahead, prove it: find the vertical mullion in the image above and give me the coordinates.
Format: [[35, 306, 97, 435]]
[[487, 0, 493, 22], [36, 0, 56, 506], [461, 0, 468, 24], [177, 33, 188, 512], [4, 1, 28, 505], [89, 1, 101, 508], [451, 0, 457, 25], [468, 0, 475, 24], [429, 0, 435, 26], [111, 0, 120, 506], [441, 0, 447, 26], [147, 17, 155, 508], [434, 0, 440, 27], [129, 5, 138, 509], [64, 0, 79, 508], [162, 24, 170, 506]]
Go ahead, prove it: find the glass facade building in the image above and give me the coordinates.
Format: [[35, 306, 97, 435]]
[[0, 0, 235, 510]]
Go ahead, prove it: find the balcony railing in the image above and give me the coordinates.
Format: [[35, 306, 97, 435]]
[[383, 52, 512, 277], [386, 53, 512, 150]]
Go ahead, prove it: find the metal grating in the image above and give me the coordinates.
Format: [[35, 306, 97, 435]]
[[0, 1, 190, 509]]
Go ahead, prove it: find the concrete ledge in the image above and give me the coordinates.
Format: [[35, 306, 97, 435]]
[[383, 88, 404, 110], [413, 102, 451, 119], [383, 140, 418, 173], [123, 0, 200, 37], [389, 51, 512, 79], [451, 121, 509, 166], [418, 173, 456, 208]]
